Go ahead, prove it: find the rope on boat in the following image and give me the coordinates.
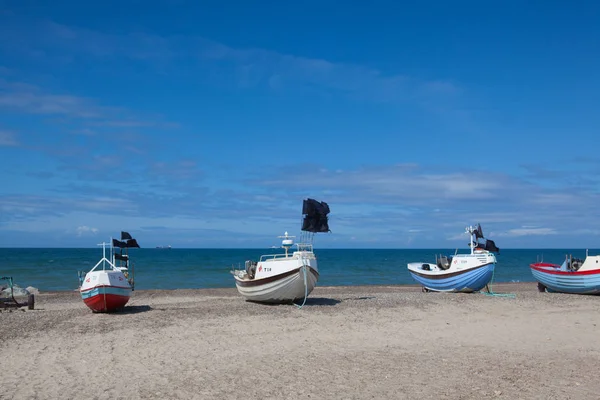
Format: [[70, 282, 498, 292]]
[[482, 265, 516, 298], [294, 258, 309, 309]]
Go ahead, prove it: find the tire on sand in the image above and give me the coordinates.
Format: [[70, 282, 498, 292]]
[[537, 282, 547, 293]]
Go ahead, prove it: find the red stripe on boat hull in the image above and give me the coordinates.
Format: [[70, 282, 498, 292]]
[[83, 293, 130, 312], [530, 263, 600, 276]]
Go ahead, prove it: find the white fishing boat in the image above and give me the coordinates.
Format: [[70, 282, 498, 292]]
[[407, 225, 500, 293], [78, 232, 140, 312], [231, 198, 330, 304]]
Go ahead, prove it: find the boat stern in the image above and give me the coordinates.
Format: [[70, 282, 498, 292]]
[[79, 270, 132, 312]]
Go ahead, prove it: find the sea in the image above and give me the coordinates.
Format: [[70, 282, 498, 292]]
[[1, 248, 596, 292]]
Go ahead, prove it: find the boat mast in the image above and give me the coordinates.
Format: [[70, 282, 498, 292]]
[[102, 241, 108, 271], [110, 237, 114, 268], [468, 226, 474, 255]]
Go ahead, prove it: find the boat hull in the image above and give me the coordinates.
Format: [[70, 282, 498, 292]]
[[408, 263, 495, 293], [530, 263, 600, 294], [234, 266, 319, 303], [81, 286, 131, 312]]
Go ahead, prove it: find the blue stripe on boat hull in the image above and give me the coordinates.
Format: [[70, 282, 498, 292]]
[[531, 270, 600, 295], [80, 286, 131, 300], [409, 263, 495, 293]]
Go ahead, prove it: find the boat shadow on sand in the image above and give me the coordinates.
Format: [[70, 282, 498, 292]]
[[248, 297, 342, 307], [110, 305, 153, 314], [307, 296, 377, 305], [253, 296, 378, 307], [300, 297, 342, 306]]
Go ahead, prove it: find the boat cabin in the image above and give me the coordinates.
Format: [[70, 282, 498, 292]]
[[559, 255, 600, 272]]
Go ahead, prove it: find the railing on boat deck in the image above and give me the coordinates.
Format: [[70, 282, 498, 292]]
[[259, 243, 314, 262], [260, 253, 291, 262], [296, 243, 313, 252]]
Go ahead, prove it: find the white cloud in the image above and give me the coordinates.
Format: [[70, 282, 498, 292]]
[[500, 228, 558, 237], [530, 193, 578, 206], [0, 20, 459, 105], [447, 233, 468, 241], [0, 80, 112, 118], [76, 225, 98, 236], [0, 79, 175, 130], [257, 165, 513, 204]]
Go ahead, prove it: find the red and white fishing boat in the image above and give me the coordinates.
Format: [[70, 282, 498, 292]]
[[530, 251, 600, 294], [78, 232, 139, 312]]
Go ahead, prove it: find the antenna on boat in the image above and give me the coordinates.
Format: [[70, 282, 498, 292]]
[[278, 232, 295, 257]]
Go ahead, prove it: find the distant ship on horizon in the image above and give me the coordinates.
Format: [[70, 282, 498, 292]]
[[155, 245, 172, 249]]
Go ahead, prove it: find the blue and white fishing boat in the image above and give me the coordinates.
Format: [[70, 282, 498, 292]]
[[530, 252, 600, 294], [407, 225, 500, 293]]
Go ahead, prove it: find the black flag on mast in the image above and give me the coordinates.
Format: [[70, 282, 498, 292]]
[[301, 198, 331, 233], [474, 224, 484, 240], [113, 236, 140, 248], [484, 239, 500, 253], [126, 239, 140, 248], [112, 239, 127, 248]]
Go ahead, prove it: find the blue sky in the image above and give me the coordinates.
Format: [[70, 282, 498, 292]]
[[1, 1, 599, 248]]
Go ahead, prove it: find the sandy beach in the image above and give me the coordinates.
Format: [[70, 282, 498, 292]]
[[2, 283, 600, 400]]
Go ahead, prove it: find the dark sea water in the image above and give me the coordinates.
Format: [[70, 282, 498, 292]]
[[1, 248, 597, 292]]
